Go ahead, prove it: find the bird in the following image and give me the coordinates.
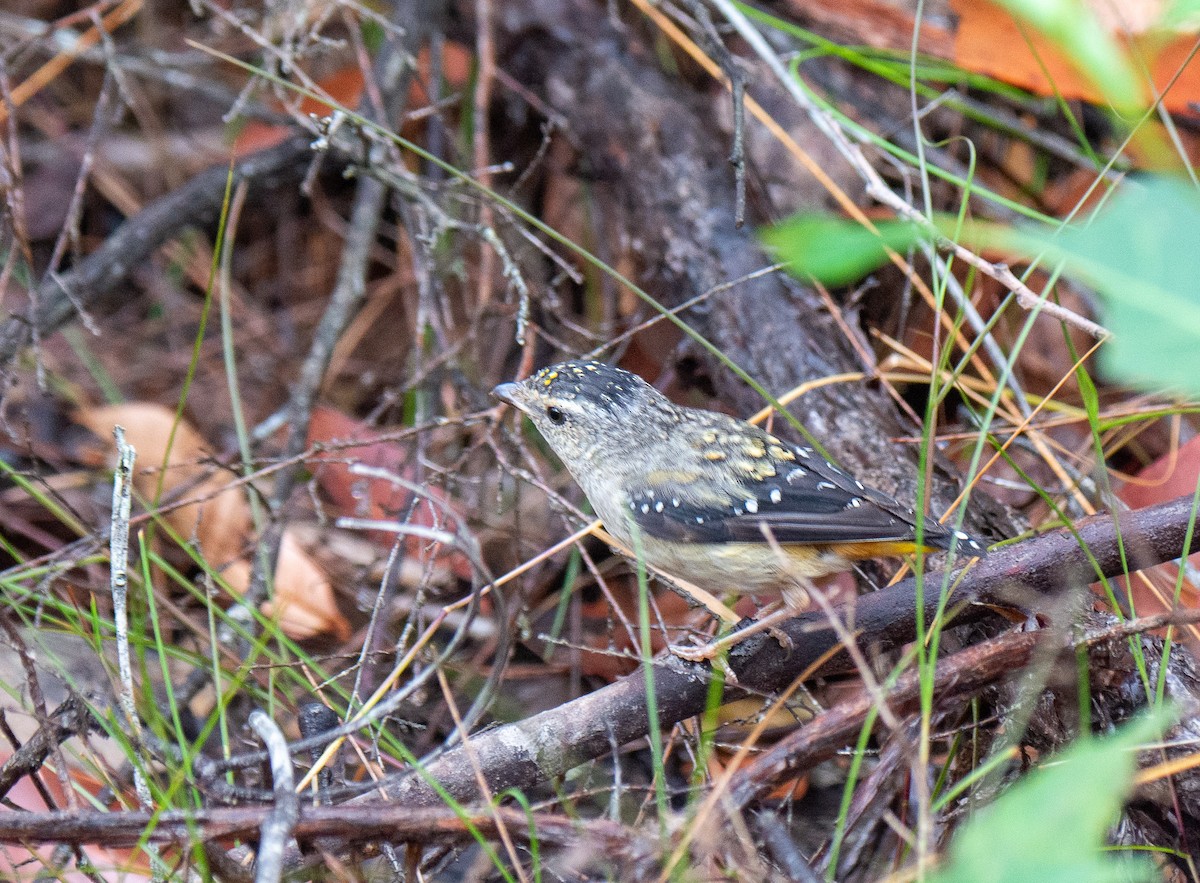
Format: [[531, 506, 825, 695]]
[[493, 360, 985, 658]]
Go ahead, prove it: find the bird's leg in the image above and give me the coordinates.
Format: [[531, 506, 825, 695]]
[[670, 607, 797, 663], [670, 581, 811, 663]]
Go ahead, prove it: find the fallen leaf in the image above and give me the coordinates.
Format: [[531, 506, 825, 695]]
[[76, 403, 351, 641], [1105, 434, 1200, 644], [75, 403, 251, 570], [952, 0, 1200, 114], [1119, 435, 1200, 510], [307, 405, 472, 582], [233, 41, 473, 155], [225, 529, 351, 642]]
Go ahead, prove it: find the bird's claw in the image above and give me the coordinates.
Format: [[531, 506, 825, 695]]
[[668, 639, 739, 684], [767, 624, 794, 655]]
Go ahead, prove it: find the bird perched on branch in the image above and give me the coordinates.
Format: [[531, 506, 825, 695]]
[[494, 360, 985, 657]]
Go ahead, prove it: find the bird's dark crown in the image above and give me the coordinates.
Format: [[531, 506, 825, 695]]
[[526, 361, 650, 414]]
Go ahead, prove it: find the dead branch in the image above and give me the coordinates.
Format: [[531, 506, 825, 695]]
[[0, 803, 638, 854], [0, 695, 98, 801], [0, 135, 319, 374], [726, 609, 1200, 810], [245, 495, 1199, 876], [367, 495, 1200, 807]]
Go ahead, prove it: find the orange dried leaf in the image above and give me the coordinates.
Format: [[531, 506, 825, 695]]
[[1106, 436, 1200, 629], [75, 403, 251, 568], [225, 530, 351, 642], [1119, 435, 1200, 510], [77, 403, 350, 641], [233, 41, 472, 156], [952, 0, 1200, 114]]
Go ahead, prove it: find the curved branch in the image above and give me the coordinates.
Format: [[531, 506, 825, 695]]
[[358, 495, 1199, 811]]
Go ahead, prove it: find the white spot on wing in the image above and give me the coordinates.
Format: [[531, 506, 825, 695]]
[[745, 499, 759, 514], [769, 488, 782, 503], [817, 481, 836, 491], [641, 503, 650, 514], [655, 501, 664, 512]]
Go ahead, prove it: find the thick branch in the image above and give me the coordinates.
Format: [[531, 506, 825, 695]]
[[356, 495, 1198, 811], [729, 629, 1043, 809]]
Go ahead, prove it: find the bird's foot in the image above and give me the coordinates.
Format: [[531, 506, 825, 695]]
[[669, 639, 739, 683], [766, 623, 794, 654], [668, 609, 797, 673]]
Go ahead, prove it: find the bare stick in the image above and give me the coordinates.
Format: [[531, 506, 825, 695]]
[[248, 710, 299, 883], [110, 429, 171, 881], [0, 136, 316, 372], [108, 428, 149, 805]]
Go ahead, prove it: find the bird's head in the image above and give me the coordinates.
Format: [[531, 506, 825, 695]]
[[493, 361, 676, 472]]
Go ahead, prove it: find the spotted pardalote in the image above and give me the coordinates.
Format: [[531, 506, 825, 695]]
[[494, 360, 985, 610]]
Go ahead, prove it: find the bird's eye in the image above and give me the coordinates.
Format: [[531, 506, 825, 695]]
[[546, 406, 566, 425]]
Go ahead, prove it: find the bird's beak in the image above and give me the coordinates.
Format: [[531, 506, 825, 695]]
[[492, 382, 527, 413]]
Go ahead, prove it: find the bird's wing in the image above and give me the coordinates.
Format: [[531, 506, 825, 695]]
[[624, 434, 981, 553], [625, 456, 920, 545]]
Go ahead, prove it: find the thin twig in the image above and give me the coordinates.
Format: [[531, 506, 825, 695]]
[[110, 428, 170, 881], [0, 696, 97, 802], [0, 135, 318, 372], [248, 710, 299, 883], [108, 428, 148, 806], [474, 0, 497, 307]]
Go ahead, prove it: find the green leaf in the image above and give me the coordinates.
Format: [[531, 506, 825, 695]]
[[954, 175, 1200, 398], [930, 709, 1172, 883], [1162, 0, 1200, 31], [760, 214, 924, 287], [1076, 356, 1101, 427], [1052, 177, 1200, 397]]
